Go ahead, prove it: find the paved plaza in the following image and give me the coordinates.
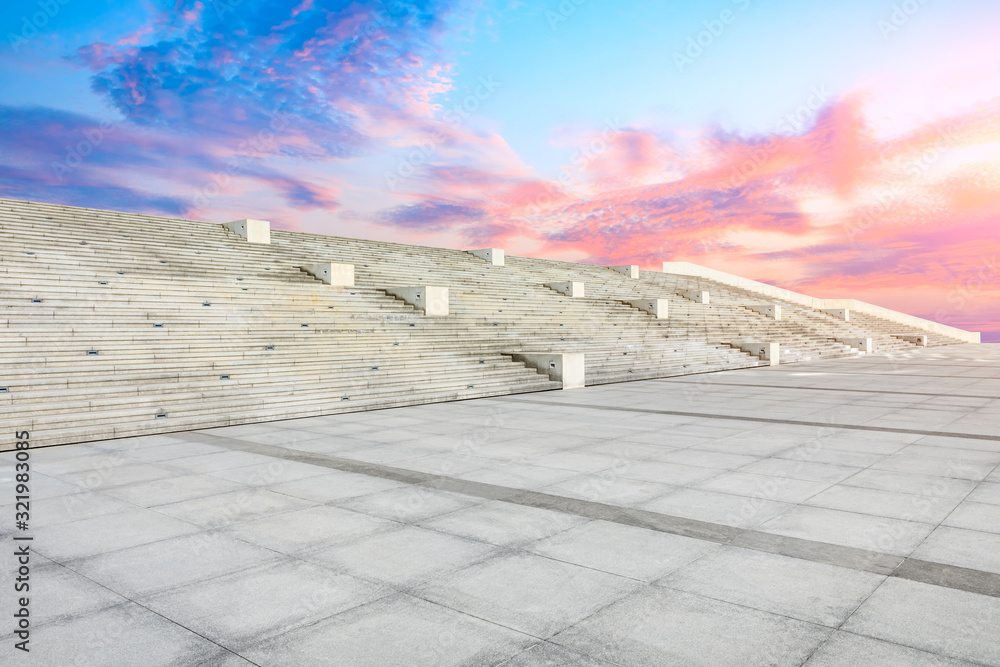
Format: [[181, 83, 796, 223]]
[[4, 344, 1000, 665]]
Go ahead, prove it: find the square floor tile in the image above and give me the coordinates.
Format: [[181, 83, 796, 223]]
[[32, 508, 199, 561], [226, 505, 398, 554], [153, 488, 316, 529], [804, 631, 979, 666], [843, 578, 1000, 664], [416, 552, 640, 638], [102, 474, 247, 507], [267, 470, 407, 503], [67, 532, 280, 597], [910, 526, 1000, 574], [7, 602, 225, 666], [419, 501, 585, 547], [550, 586, 831, 666], [332, 486, 481, 523], [659, 546, 884, 626], [758, 505, 934, 556], [641, 488, 793, 529], [804, 485, 962, 523], [242, 593, 535, 666], [142, 560, 387, 646], [306, 525, 497, 588], [529, 520, 717, 581], [942, 501, 1000, 534]]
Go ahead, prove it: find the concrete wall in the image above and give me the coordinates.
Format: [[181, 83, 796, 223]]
[[629, 298, 669, 319], [609, 265, 639, 279], [302, 263, 354, 286], [662, 261, 980, 343], [468, 248, 505, 266], [385, 286, 449, 316], [736, 342, 780, 366], [224, 219, 271, 244], [509, 352, 585, 389], [547, 281, 585, 298]]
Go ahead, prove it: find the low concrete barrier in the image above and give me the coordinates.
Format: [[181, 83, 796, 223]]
[[224, 219, 270, 244], [629, 299, 669, 319], [895, 334, 928, 346], [609, 265, 639, 279], [302, 263, 354, 286], [662, 261, 980, 343], [547, 281, 585, 298], [746, 304, 782, 320], [683, 290, 710, 304], [508, 352, 585, 389], [468, 248, 505, 266], [385, 286, 449, 316], [838, 337, 873, 353], [822, 308, 850, 322], [737, 342, 780, 366]]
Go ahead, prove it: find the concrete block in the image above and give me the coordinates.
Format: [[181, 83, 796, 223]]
[[468, 248, 505, 266], [629, 299, 669, 319], [547, 282, 585, 298], [301, 263, 354, 286], [737, 342, 780, 366], [822, 308, 850, 321], [683, 290, 710, 304], [385, 286, 449, 316], [746, 304, 782, 320], [224, 219, 270, 244], [838, 337, 873, 354], [609, 265, 639, 279], [508, 353, 585, 390], [895, 334, 928, 346]]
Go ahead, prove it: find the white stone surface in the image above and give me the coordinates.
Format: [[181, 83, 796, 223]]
[[223, 219, 270, 244], [468, 248, 505, 266], [683, 290, 710, 304], [822, 308, 850, 321], [509, 352, 586, 389], [662, 260, 980, 343], [737, 342, 780, 365], [629, 298, 669, 319], [546, 281, 585, 298], [838, 337, 873, 353], [609, 265, 639, 278], [301, 262, 354, 286], [746, 304, 782, 320], [384, 285, 449, 316], [895, 334, 928, 346]]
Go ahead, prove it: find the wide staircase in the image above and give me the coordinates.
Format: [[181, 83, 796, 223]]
[[0, 199, 973, 447]]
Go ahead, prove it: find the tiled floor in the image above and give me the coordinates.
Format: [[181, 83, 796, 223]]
[[3, 343, 1000, 665]]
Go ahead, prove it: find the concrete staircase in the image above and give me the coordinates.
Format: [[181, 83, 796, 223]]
[[0, 198, 972, 447]]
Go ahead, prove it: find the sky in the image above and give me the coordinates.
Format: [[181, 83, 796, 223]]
[[1, 0, 998, 340]]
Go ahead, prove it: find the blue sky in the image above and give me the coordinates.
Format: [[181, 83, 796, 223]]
[[2, 0, 999, 338]]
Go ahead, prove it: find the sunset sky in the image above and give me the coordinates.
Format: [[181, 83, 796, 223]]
[[1, 0, 998, 340]]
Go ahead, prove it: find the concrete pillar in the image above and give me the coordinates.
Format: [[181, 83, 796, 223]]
[[895, 334, 928, 346], [737, 342, 780, 366], [224, 219, 270, 244], [509, 352, 585, 389], [385, 286, 449, 316], [838, 337, 873, 353], [547, 281, 585, 298], [629, 299, 669, 319], [468, 248, 505, 266], [302, 263, 354, 286], [822, 308, 850, 321], [609, 265, 639, 279], [746, 304, 782, 320], [683, 290, 710, 304]]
